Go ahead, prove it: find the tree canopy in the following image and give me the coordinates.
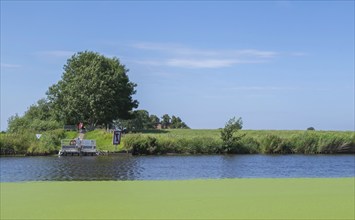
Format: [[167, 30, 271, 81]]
[[170, 115, 189, 129], [220, 117, 244, 153], [46, 51, 138, 127], [113, 111, 189, 132], [7, 99, 61, 133]]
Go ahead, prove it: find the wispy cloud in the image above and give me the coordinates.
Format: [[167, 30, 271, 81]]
[[135, 58, 264, 69], [37, 50, 75, 58], [166, 59, 264, 68], [131, 42, 280, 69], [132, 42, 218, 56], [132, 42, 278, 58], [1, 63, 21, 68], [166, 59, 237, 68], [225, 86, 300, 91]]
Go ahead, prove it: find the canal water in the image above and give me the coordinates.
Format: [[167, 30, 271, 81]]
[[1, 155, 354, 182]]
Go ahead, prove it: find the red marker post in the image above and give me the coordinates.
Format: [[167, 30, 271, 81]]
[[112, 130, 121, 151]]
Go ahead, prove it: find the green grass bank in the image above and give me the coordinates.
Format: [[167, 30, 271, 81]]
[[125, 129, 355, 154], [1, 129, 354, 155], [1, 178, 354, 219]]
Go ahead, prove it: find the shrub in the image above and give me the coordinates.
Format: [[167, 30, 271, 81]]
[[292, 132, 319, 154], [28, 129, 66, 154], [0, 129, 66, 155], [240, 137, 260, 154], [0, 131, 35, 154], [259, 135, 292, 154], [220, 117, 244, 153], [317, 133, 354, 154], [124, 135, 159, 155]]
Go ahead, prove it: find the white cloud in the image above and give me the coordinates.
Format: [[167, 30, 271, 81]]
[[132, 42, 277, 58], [131, 42, 281, 69], [229, 49, 278, 58], [132, 42, 217, 56], [226, 86, 300, 91], [166, 59, 256, 68], [167, 59, 236, 68], [0, 63, 21, 68], [134, 58, 263, 69]]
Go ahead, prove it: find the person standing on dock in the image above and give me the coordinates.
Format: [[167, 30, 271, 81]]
[[78, 122, 84, 133], [76, 137, 82, 152]]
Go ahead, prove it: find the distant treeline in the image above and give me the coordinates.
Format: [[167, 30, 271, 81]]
[[113, 111, 189, 131]]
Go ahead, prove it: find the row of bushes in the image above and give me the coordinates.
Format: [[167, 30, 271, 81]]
[[124, 131, 355, 155], [0, 129, 66, 155]]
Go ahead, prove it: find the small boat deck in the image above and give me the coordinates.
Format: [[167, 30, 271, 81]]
[[59, 139, 98, 156]]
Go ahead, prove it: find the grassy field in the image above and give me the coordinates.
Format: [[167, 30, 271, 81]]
[[122, 129, 355, 154], [1, 129, 354, 155], [1, 178, 354, 219], [82, 129, 354, 153]]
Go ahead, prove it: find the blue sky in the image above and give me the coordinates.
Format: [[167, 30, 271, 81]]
[[1, 1, 354, 131]]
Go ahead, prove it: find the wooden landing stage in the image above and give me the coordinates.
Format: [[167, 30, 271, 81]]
[[59, 139, 98, 156]]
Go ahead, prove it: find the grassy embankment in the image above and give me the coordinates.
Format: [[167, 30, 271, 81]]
[[1, 129, 354, 155], [1, 178, 354, 219], [123, 129, 355, 154], [0, 129, 78, 155]]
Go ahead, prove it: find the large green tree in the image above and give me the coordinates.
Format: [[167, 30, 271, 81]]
[[113, 110, 156, 131], [161, 114, 171, 129], [47, 51, 138, 127], [149, 114, 160, 127], [170, 115, 189, 129]]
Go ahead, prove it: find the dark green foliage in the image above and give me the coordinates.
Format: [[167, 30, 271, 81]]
[[260, 135, 292, 154], [28, 119, 62, 133], [115, 112, 189, 131], [7, 116, 61, 134], [125, 135, 160, 155], [7, 99, 61, 133], [122, 110, 153, 131], [161, 114, 171, 129], [170, 116, 189, 129], [124, 134, 221, 155], [220, 117, 245, 153], [0, 132, 35, 154], [46, 51, 138, 127], [307, 127, 315, 131], [28, 129, 66, 154], [114, 110, 159, 131], [240, 137, 260, 154], [7, 114, 29, 133], [149, 115, 160, 127], [0, 129, 66, 155], [25, 99, 53, 121]]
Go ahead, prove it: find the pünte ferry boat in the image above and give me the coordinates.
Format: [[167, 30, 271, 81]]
[[59, 139, 98, 156]]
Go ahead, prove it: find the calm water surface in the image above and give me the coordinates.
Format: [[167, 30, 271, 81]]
[[1, 155, 354, 182]]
